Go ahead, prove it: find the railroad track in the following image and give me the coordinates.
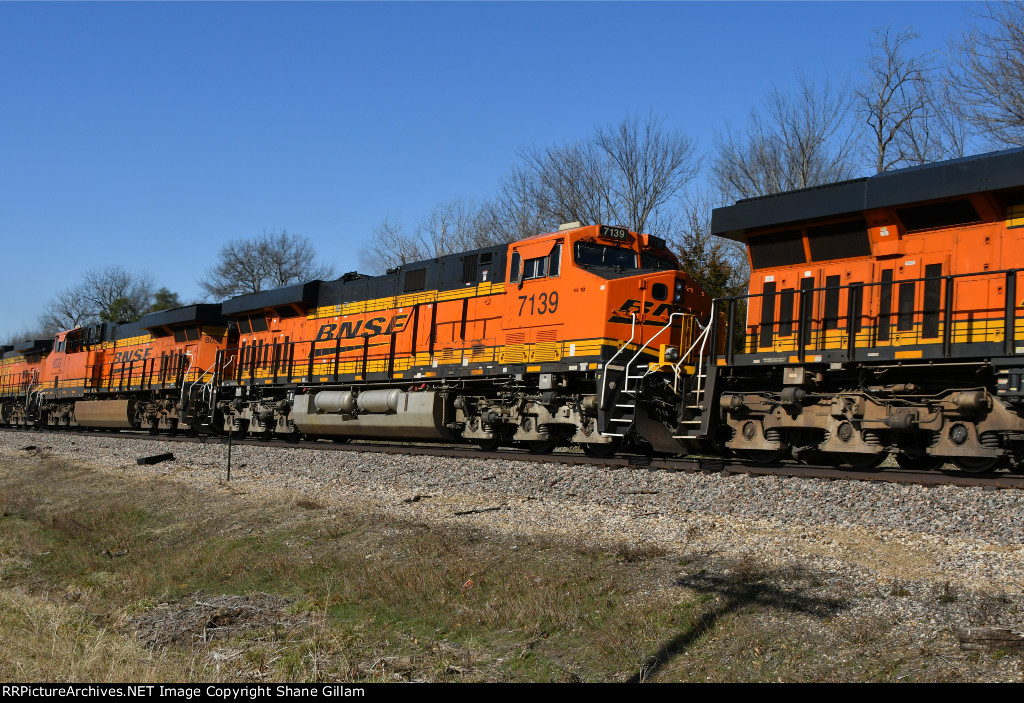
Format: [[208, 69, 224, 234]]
[[5, 426, 1023, 490]]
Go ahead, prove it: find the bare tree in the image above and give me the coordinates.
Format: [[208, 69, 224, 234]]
[[856, 26, 969, 169], [41, 266, 156, 331], [519, 113, 700, 233], [358, 114, 700, 275], [951, 1, 1024, 147], [595, 114, 702, 232], [200, 229, 334, 300], [481, 165, 554, 243], [417, 198, 498, 256], [895, 76, 971, 165], [521, 139, 613, 229], [858, 28, 933, 172], [1, 323, 56, 346], [84, 266, 155, 323], [41, 285, 95, 332], [41, 266, 156, 333], [360, 217, 423, 272], [712, 74, 859, 200], [361, 199, 510, 273]]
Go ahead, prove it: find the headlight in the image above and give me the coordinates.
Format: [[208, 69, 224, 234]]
[[675, 281, 684, 291]]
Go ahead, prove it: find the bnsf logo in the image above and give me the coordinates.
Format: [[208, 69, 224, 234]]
[[314, 313, 411, 342], [112, 348, 152, 364], [609, 299, 674, 322]]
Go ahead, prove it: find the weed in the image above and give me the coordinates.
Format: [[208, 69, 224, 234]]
[[890, 582, 911, 597], [937, 582, 958, 604], [730, 553, 768, 583]]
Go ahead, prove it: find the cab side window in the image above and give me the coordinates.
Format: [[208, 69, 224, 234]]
[[515, 243, 562, 282], [523, 256, 548, 280], [548, 243, 561, 277]]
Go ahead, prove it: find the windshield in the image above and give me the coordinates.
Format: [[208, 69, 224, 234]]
[[640, 253, 678, 271], [574, 242, 638, 269]]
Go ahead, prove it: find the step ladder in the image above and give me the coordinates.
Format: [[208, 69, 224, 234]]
[[599, 312, 709, 438], [179, 353, 221, 427], [672, 320, 713, 437], [598, 315, 639, 438]]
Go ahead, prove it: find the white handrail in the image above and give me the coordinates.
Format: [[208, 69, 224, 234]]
[[672, 320, 712, 395], [179, 351, 195, 409], [599, 313, 637, 407], [623, 312, 689, 389]]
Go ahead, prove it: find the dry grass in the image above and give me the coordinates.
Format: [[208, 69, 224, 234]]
[[0, 450, 1022, 682]]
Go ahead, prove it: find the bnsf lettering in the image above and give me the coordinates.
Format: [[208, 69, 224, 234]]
[[314, 324, 338, 342], [315, 313, 410, 342], [364, 317, 386, 336], [611, 299, 673, 320], [112, 348, 152, 364]]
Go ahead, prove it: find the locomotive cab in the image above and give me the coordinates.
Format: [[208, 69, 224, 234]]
[[500, 223, 712, 453]]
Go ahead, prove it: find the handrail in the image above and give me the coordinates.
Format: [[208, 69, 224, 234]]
[[672, 318, 712, 396], [23, 369, 39, 413], [178, 352, 195, 409], [187, 357, 221, 401], [599, 313, 636, 407], [719, 265, 1021, 358], [622, 312, 690, 388]]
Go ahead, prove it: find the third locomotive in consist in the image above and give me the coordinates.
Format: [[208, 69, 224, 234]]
[[4, 147, 1024, 474]]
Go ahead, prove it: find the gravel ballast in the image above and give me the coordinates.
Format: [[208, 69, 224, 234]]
[[3, 430, 1021, 592]]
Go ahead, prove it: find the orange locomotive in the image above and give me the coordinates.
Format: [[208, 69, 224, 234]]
[[1, 224, 711, 455], [704, 147, 1024, 472], [214, 223, 710, 453], [0, 306, 230, 433], [0, 339, 51, 426]]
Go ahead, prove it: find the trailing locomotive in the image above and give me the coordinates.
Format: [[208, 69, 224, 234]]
[[5, 147, 1024, 474]]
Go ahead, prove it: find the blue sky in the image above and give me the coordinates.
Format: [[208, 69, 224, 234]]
[[0, 1, 975, 338]]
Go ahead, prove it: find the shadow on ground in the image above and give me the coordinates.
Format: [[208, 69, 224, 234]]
[[627, 564, 847, 683]]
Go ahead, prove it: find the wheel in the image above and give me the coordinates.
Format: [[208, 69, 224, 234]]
[[186, 424, 199, 438], [840, 452, 889, 471], [742, 449, 783, 464], [895, 453, 944, 471], [952, 456, 1002, 474], [168, 421, 179, 437], [582, 441, 618, 458], [148, 424, 159, 436], [474, 437, 500, 452], [284, 432, 301, 444], [527, 439, 558, 454]]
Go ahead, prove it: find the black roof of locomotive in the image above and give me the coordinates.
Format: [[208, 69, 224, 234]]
[[12, 339, 52, 354], [213, 244, 510, 314], [139, 303, 226, 330], [220, 281, 322, 316], [317, 244, 508, 308], [711, 147, 1024, 239]]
